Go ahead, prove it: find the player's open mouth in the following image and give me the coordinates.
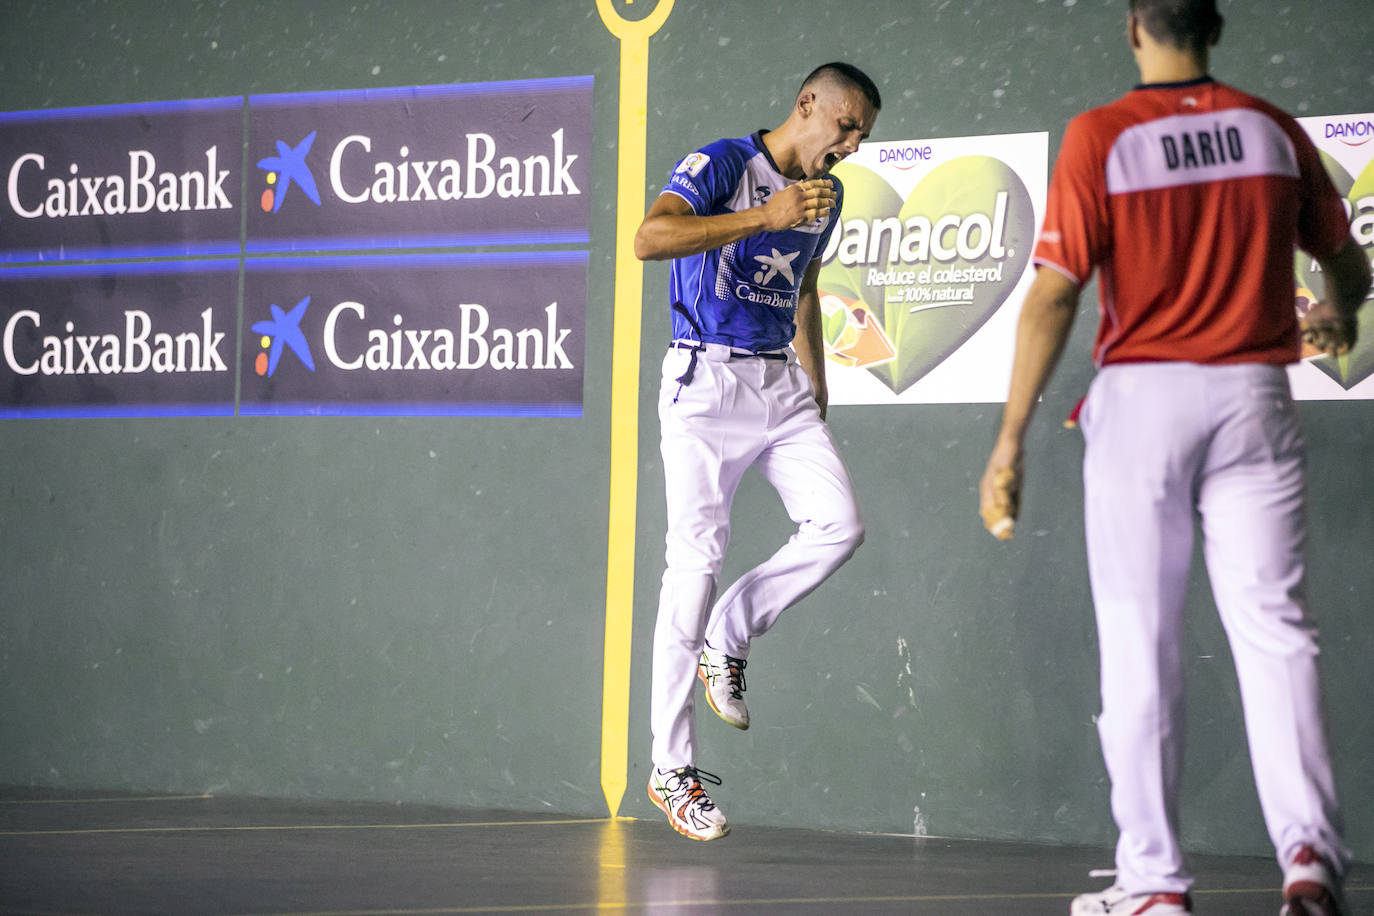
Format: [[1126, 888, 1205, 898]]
[[824, 152, 841, 170]]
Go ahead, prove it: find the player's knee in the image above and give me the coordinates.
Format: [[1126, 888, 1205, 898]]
[[825, 514, 865, 558], [845, 518, 865, 557]]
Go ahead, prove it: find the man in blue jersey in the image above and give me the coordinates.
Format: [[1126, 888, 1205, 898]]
[[634, 62, 880, 841]]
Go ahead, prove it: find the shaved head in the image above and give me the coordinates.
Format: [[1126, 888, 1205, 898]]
[[799, 62, 882, 112]]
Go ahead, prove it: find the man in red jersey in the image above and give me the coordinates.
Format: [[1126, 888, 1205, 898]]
[[979, 1, 1370, 914]]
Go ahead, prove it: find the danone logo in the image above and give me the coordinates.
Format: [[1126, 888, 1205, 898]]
[[876, 143, 934, 171], [1294, 150, 1374, 389], [1324, 118, 1374, 147], [818, 155, 1034, 394]]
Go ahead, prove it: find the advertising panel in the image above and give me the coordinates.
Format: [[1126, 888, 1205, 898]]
[[240, 251, 586, 416], [0, 76, 593, 419], [246, 78, 593, 253], [1291, 110, 1374, 400], [817, 132, 1048, 405], [0, 261, 238, 417], [0, 98, 244, 262]]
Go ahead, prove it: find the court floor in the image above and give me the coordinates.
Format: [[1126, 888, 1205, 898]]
[[1, 786, 1368, 914]]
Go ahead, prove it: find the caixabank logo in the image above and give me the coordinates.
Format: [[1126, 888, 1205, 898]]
[[240, 252, 587, 416], [245, 77, 593, 253], [251, 295, 315, 377], [256, 132, 322, 214], [0, 261, 237, 417], [0, 98, 244, 262], [0, 78, 594, 418]]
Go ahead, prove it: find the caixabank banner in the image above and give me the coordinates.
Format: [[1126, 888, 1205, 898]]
[[0, 76, 592, 418], [0, 98, 244, 263], [240, 251, 585, 416], [1291, 110, 1374, 400], [0, 261, 238, 417], [817, 132, 1048, 405], [245, 79, 591, 253]]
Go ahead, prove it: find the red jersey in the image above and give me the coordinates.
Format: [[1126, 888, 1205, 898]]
[[1034, 78, 1350, 366]]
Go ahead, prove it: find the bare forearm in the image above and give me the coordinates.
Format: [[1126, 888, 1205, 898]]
[[634, 179, 837, 262], [979, 269, 1078, 539], [634, 207, 771, 261], [996, 268, 1081, 448]]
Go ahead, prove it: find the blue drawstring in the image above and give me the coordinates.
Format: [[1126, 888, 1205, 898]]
[[671, 302, 703, 403]]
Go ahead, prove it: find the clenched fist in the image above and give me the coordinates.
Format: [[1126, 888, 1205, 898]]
[[763, 178, 836, 231], [1299, 300, 1358, 358]]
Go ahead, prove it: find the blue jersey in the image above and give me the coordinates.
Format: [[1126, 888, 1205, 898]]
[[661, 132, 843, 352]]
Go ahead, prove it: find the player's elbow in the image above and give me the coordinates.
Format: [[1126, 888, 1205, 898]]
[[633, 223, 668, 261]]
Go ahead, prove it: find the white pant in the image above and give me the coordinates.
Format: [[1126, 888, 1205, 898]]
[[1080, 362, 1347, 894], [651, 344, 864, 770]]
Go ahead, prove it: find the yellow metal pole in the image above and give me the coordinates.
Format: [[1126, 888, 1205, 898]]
[[595, 0, 674, 819]]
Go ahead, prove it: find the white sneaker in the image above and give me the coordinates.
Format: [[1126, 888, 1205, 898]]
[[698, 646, 749, 730], [1070, 885, 1192, 915], [648, 766, 729, 841], [1281, 845, 1349, 916]]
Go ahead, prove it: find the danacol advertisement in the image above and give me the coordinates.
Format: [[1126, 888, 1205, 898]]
[[1291, 110, 1374, 400], [818, 131, 1047, 405]]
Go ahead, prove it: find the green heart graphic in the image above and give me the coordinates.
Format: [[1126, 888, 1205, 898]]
[[818, 162, 904, 309], [820, 157, 1033, 394], [1296, 153, 1374, 390]]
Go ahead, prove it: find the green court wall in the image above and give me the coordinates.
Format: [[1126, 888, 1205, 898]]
[[1, 0, 1370, 862]]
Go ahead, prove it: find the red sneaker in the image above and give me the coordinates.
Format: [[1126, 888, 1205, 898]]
[[1070, 884, 1192, 914], [1280, 845, 1349, 916]]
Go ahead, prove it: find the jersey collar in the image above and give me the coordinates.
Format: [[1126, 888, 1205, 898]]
[[752, 130, 787, 177], [1133, 75, 1215, 91]]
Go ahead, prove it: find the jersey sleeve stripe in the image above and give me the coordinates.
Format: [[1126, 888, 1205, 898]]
[[660, 187, 703, 215], [1032, 256, 1084, 288]]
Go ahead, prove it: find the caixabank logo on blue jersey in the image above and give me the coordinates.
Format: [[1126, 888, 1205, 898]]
[[245, 78, 593, 253], [240, 251, 586, 416]]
